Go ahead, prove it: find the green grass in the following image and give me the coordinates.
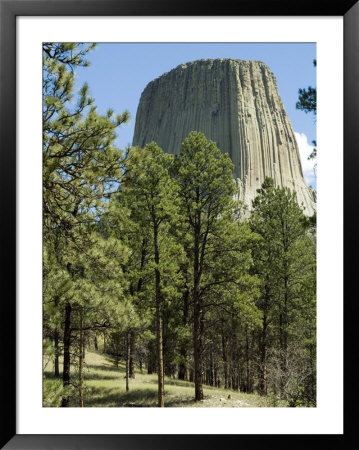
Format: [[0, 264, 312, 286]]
[[43, 351, 287, 407]]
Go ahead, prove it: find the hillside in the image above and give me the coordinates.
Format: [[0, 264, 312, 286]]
[[43, 351, 286, 408]]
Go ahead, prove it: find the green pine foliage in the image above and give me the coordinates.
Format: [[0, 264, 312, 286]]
[[174, 132, 260, 400], [249, 178, 316, 405], [43, 46, 316, 407], [43, 42, 129, 242], [296, 59, 316, 163]]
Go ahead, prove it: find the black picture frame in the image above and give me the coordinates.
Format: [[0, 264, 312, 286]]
[[1, 0, 356, 448]]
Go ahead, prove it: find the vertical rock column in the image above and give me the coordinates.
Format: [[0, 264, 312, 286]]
[[132, 58, 316, 216]]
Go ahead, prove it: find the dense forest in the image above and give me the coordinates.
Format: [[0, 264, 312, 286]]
[[43, 43, 316, 408]]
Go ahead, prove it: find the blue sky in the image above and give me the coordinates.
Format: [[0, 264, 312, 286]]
[[74, 43, 316, 187]]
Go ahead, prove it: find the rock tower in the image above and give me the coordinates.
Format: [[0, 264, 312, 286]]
[[132, 59, 316, 215]]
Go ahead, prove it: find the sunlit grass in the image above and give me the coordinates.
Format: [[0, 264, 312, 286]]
[[43, 351, 286, 407]]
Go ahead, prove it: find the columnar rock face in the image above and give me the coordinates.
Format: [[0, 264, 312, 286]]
[[132, 59, 316, 215]]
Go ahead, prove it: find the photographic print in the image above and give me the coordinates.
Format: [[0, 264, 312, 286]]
[[42, 42, 317, 409]]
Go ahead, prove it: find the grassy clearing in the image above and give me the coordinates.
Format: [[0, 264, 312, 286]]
[[43, 351, 287, 407]]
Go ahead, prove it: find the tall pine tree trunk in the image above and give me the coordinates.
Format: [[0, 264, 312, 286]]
[[193, 223, 204, 401], [94, 335, 98, 351], [193, 305, 203, 401], [154, 221, 164, 407], [53, 296, 60, 378], [193, 272, 203, 399], [54, 329, 60, 378], [222, 331, 229, 390], [61, 262, 74, 407], [211, 351, 215, 387], [259, 312, 268, 396], [279, 276, 289, 398], [61, 301, 72, 407], [245, 325, 253, 393], [129, 331, 135, 379], [309, 340, 316, 405], [78, 307, 84, 407], [126, 329, 130, 392], [178, 290, 189, 380], [259, 287, 270, 396]]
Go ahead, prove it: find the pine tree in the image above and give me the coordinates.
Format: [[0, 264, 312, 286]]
[[43, 42, 129, 242], [296, 59, 317, 162], [42, 43, 129, 406], [175, 131, 258, 401], [250, 178, 316, 403], [119, 142, 182, 407]]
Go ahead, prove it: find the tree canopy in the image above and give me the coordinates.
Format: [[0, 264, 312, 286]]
[[43, 45, 316, 409]]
